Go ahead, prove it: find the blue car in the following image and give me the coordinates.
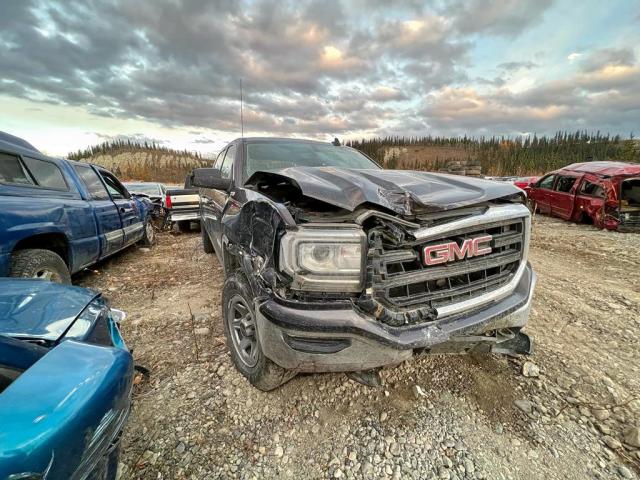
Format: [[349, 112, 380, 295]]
[[0, 279, 133, 479]]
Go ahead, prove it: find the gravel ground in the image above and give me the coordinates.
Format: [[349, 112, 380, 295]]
[[76, 216, 640, 480]]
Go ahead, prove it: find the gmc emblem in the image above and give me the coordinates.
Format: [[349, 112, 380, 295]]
[[423, 235, 493, 266]]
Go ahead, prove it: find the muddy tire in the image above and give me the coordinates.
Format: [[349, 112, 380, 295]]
[[177, 220, 191, 232], [202, 227, 214, 254], [139, 221, 156, 246], [222, 272, 296, 391], [10, 249, 71, 284]]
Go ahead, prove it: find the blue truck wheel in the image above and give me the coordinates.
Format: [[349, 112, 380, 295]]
[[10, 249, 71, 284]]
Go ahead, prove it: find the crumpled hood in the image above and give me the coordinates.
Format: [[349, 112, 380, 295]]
[[246, 167, 521, 214], [0, 279, 98, 341]]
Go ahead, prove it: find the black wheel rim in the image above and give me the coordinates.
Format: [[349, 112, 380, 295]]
[[227, 294, 259, 368]]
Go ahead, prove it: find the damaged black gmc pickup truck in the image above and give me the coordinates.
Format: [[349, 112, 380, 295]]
[[192, 138, 536, 391]]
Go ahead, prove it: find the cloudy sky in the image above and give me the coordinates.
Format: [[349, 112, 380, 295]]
[[1, 0, 639, 156]]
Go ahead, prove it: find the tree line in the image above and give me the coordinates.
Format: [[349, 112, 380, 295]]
[[346, 131, 639, 175], [68, 138, 203, 161]]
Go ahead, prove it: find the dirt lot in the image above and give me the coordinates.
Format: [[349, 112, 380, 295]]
[[76, 216, 640, 480]]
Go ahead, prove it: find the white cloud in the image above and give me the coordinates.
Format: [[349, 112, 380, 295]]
[[567, 52, 583, 62], [0, 0, 637, 154]]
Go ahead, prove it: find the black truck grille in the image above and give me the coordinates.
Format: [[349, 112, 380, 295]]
[[373, 217, 526, 311]]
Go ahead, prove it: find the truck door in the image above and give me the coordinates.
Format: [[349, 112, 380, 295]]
[[530, 174, 556, 214], [72, 164, 125, 258], [97, 169, 144, 246], [206, 144, 235, 255], [550, 175, 579, 219], [200, 150, 223, 244]]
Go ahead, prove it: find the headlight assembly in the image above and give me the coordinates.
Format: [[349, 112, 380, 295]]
[[279, 227, 366, 292], [62, 299, 126, 348]]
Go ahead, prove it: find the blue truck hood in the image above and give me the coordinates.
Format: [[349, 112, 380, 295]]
[[0, 279, 98, 341]]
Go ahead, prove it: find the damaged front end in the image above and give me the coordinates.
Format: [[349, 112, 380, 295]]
[[225, 168, 536, 373]]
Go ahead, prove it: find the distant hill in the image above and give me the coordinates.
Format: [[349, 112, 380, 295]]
[[348, 132, 639, 176], [68, 141, 210, 183]]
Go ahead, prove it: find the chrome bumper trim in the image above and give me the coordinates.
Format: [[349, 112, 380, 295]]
[[171, 213, 200, 222]]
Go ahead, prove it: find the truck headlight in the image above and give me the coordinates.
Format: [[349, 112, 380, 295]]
[[279, 227, 366, 292]]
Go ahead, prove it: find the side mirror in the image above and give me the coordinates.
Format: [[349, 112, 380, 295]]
[[190, 168, 232, 190], [110, 308, 127, 323]]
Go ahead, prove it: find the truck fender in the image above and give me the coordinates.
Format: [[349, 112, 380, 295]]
[[221, 198, 293, 298], [6, 225, 72, 266]]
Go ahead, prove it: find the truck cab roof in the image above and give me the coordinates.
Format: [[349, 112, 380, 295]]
[[0, 132, 41, 155]]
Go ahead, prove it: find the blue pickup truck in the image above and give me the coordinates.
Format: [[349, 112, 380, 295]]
[[0, 132, 154, 284]]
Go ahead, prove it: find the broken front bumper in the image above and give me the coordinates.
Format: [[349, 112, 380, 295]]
[[256, 263, 536, 372]]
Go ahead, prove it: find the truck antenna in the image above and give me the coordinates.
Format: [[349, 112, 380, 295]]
[[240, 78, 244, 139]]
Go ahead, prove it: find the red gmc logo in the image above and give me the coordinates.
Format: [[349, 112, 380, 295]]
[[423, 235, 493, 266]]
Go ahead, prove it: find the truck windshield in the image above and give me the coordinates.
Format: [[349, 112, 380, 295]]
[[244, 141, 380, 179]]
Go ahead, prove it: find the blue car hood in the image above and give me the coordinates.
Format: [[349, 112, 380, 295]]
[[0, 279, 98, 341]]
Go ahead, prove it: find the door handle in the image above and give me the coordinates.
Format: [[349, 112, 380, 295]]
[[120, 207, 126, 213]]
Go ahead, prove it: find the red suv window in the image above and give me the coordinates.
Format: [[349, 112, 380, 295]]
[[579, 180, 604, 198], [537, 175, 555, 189], [554, 175, 577, 193]]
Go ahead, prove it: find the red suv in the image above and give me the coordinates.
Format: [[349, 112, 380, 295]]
[[528, 162, 640, 232]]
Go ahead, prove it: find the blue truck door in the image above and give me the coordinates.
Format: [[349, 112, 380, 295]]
[[96, 169, 144, 246], [72, 164, 125, 256]]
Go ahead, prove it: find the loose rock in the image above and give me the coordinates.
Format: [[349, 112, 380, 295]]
[[623, 426, 640, 448], [618, 465, 633, 479], [413, 385, 427, 398], [592, 408, 611, 421], [522, 361, 540, 377], [515, 399, 534, 414], [603, 436, 622, 450]]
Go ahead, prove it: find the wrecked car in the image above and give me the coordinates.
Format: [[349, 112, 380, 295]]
[[513, 176, 538, 195], [192, 138, 536, 390], [123, 181, 168, 205], [0, 131, 155, 284], [0, 278, 133, 480], [528, 162, 640, 232]]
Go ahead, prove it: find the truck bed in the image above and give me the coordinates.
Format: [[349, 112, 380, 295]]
[[167, 188, 200, 222]]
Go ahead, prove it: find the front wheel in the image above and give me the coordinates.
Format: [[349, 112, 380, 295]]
[[222, 273, 296, 391], [10, 249, 71, 284], [139, 221, 155, 246]]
